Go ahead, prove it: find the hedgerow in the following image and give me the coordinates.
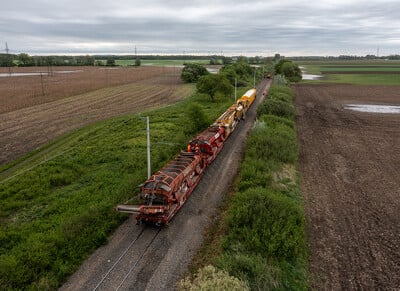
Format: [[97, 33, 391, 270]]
[[191, 80, 308, 290]]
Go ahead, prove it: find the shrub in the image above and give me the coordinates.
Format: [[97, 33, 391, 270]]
[[223, 187, 306, 261], [273, 74, 288, 85], [178, 265, 250, 291], [269, 84, 293, 96], [268, 85, 293, 103], [257, 99, 295, 120], [196, 74, 233, 102], [259, 114, 295, 129], [217, 254, 281, 290], [181, 63, 209, 83], [246, 122, 298, 164], [185, 103, 210, 135], [274, 60, 302, 83]]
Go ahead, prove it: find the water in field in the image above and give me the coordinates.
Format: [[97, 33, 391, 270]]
[[345, 104, 400, 114], [300, 66, 323, 80], [302, 73, 323, 80], [0, 70, 82, 77]]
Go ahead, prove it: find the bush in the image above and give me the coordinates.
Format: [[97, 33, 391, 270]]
[[257, 99, 295, 120], [185, 103, 210, 134], [181, 63, 209, 83], [268, 85, 293, 103], [217, 254, 281, 290], [223, 187, 306, 261], [274, 60, 302, 83], [196, 74, 233, 102], [273, 74, 288, 85], [178, 265, 250, 291], [246, 121, 297, 164], [238, 157, 272, 192], [259, 114, 295, 129]]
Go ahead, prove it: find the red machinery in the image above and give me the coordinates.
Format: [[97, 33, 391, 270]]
[[187, 125, 225, 165], [116, 152, 205, 225], [117, 88, 257, 225]]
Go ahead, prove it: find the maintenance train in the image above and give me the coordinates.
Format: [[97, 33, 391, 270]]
[[116, 88, 257, 225]]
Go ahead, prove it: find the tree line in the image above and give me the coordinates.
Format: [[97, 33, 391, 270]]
[[180, 57, 302, 101], [0, 53, 272, 68]]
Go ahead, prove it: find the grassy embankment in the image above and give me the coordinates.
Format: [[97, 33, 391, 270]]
[[298, 60, 400, 85], [0, 85, 248, 290], [181, 80, 308, 290]]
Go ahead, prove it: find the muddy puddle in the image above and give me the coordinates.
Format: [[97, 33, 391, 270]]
[[344, 104, 400, 113]]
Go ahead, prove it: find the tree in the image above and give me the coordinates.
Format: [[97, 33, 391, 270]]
[[135, 57, 141, 66], [222, 56, 232, 65], [274, 60, 302, 82], [185, 103, 209, 134], [106, 58, 116, 66], [0, 54, 14, 67], [220, 66, 237, 86], [220, 62, 253, 87], [196, 74, 233, 102], [17, 53, 34, 66], [181, 63, 209, 83]]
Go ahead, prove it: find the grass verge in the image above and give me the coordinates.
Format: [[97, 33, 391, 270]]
[[180, 81, 308, 290]]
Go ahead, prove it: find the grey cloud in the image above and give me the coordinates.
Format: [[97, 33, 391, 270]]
[[2, 0, 400, 56]]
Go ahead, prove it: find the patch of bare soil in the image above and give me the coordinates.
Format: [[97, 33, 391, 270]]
[[0, 68, 189, 165], [294, 83, 400, 290]]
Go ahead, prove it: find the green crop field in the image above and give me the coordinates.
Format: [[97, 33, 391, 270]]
[[297, 60, 400, 85]]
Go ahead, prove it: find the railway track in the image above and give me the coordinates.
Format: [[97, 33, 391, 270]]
[[60, 79, 272, 291], [92, 226, 161, 290]]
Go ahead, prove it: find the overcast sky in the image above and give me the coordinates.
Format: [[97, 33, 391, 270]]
[[2, 0, 400, 56]]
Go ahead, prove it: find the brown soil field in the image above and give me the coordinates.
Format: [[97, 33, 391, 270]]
[[0, 66, 191, 165], [294, 83, 400, 290], [0, 66, 180, 113]]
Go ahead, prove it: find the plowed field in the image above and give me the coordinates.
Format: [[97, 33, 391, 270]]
[[0, 66, 191, 165], [294, 84, 400, 290]]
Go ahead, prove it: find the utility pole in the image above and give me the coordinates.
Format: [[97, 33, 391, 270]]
[[5, 42, 11, 76], [253, 67, 256, 88], [146, 116, 151, 179], [234, 78, 237, 101]]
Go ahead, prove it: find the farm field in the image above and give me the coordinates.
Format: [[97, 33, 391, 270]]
[[115, 59, 211, 66], [294, 83, 400, 289], [298, 60, 400, 85], [0, 66, 182, 114], [0, 66, 191, 165]]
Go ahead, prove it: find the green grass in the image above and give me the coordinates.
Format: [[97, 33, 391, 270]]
[[321, 73, 400, 85], [216, 82, 308, 290], [298, 60, 400, 85], [0, 88, 244, 290], [185, 82, 308, 290], [319, 67, 400, 72]]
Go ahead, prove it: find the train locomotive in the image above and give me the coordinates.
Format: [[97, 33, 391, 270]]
[[116, 88, 257, 225]]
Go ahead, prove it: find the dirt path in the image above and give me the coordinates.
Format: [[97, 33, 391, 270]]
[[294, 84, 400, 290], [0, 71, 191, 165], [60, 79, 272, 291]]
